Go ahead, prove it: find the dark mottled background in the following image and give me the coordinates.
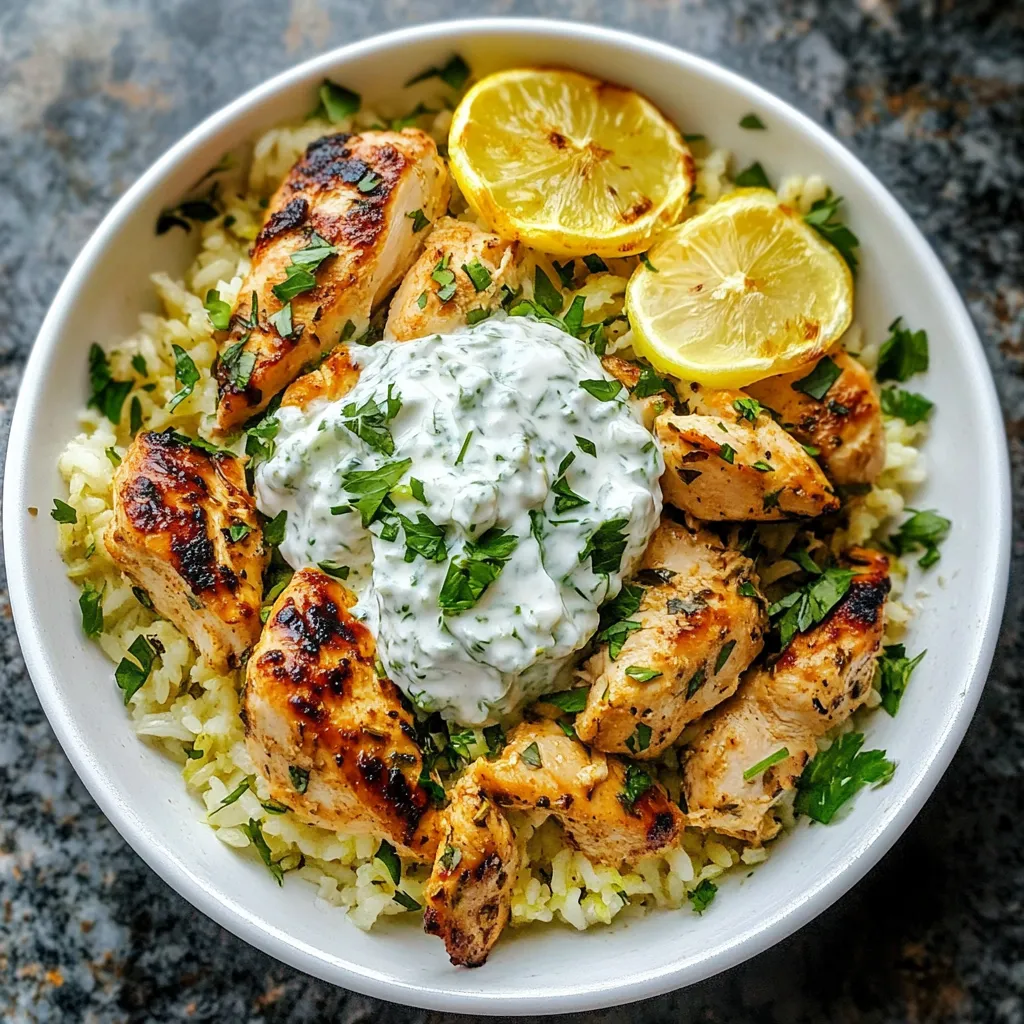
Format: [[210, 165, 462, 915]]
[[1, 1, 1022, 1021]]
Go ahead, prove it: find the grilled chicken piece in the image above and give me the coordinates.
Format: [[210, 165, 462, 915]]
[[682, 548, 890, 842], [471, 719, 683, 865], [106, 429, 266, 670], [576, 518, 766, 759], [215, 130, 449, 431], [422, 775, 518, 967], [601, 355, 675, 429], [385, 218, 523, 341], [744, 351, 885, 486], [655, 394, 840, 520], [279, 344, 360, 412], [243, 568, 439, 859]]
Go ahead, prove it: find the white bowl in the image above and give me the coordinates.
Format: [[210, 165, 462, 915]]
[[3, 18, 1010, 1015]]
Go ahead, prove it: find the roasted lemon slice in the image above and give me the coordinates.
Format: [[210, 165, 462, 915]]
[[626, 188, 854, 387], [448, 68, 693, 258]]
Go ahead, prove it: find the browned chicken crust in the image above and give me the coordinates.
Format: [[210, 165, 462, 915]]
[[385, 218, 523, 341], [745, 351, 885, 486], [422, 775, 518, 967], [215, 129, 449, 431], [576, 518, 766, 758], [105, 429, 266, 670], [242, 568, 440, 859], [682, 548, 890, 842], [471, 719, 683, 865]]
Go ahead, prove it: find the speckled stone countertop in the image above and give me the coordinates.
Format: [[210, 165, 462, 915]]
[[1, 1, 1022, 1020]]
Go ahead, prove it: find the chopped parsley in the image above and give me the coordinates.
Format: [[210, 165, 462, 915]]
[[439, 844, 462, 872], [638, 252, 658, 272], [888, 508, 950, 568], [115, 634, 156, 705], [438, 528, 518, 614], [877, 644, 926, 717], [210, 778, 251, 814], [575, 435, 597, 457], [752, 460, 774, 472], [552, 259, 576, 288], [272, 263, 316, 302], [580, 378, 623, 402], [79, 583, 103, 638], [795, 732, 895, 824], [734, 161, 771, 189], [220, 341, 256, 391], [289, 232, 339, 271], [398, 511, 447, 563], [742, 747, 790, 781], [719, 443, 736, 464], [392, 890, 422, 911], [341, 385, 402, 455], [551, 452, 589, 514], [405, 54, 471, 91], [714, 639, 736, 674], [803, 191, 860, 273], [129, 396, 143, 434], [580, 518, 630, 575], [625, 666, 661, 682], [880, 387, 934, 425], [316, 561, 350, 580], [533, 267, 564, 315], [688, 879, 717, 914], [738, 581, 760, 599], [625, 723, 653, 754], [204, 288, 232, 330], [539, 687, 589, 713], [315, 79, 361, 122], [792, 355, 842, 401], [416, 291, 428, 309], [519, 741, 543, 768], [462, 259, 492, 292], [240, 818, 284, 885], [167, 345, 200, 411], [406, 208, 430, 233], [410, 478, 427, 504], [763, 488, 783, 511], [632, 365, 675, 398], [733, 397, 763, 421], [263, 510, 288, 547], [271, 232, 338, 302], [50, 498, 77, 524], [465, 307, 490, 325], [739, 112, 766, 129], [483, 723, 506, 758], [268, 302, 296, 340], [432, 254, 457, 302], [454, 429, 472, 465], [340, 458, 412, 527], [288, 765, 309, 793], [375, 839, 402, 884], [619, 762, 653, 810], [86, 344, 133, 424], [227, 522, 251, 543], [595, 583, 644, 660], [768, 567, 857, 649], [686, 665, 707, 699], [583, 254, 609, 273]]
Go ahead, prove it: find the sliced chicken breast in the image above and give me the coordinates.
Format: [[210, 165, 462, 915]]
[[385, 218, 523, 341], [682, 548, 890, 842], [422, 775, 519, 967], [242, 567, 440, 860], [655, 395, 840, 519], [106, 429, 266, 670], [279, 344, 360, 412], [471, 719, 683, 865], [576, 517, 766, 759], [744, 351, 885, 486], [215, 130, 450, 431]]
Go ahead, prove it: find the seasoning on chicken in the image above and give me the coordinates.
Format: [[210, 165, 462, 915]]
[[279, 344, 360, 412], [655, 388, 840, 520], [471, 719, 683, 865], [106, 429, 266, 670], [744, 351, 885, 486], [422, 775, 519, 967], [576, 517, 766, 759], [242, 567, 440, 860], [215, 129, 450, 432], [384, 218, 523, 341], [682, 548, 890, 842]]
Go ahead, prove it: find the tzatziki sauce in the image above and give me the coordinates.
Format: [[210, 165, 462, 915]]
[[254, 318, 662, 725]]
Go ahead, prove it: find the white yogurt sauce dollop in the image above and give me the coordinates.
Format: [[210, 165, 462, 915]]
[[255, 318, 662, 725]]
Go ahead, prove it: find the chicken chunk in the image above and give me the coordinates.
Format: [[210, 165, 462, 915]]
[[682, 548, 890, 842], [242, 568, 439, 859], [576, 518, 766, 759], [215, 130, 450, 431], [422, 775, 518, 967], [279, 344, 360, 412], [106, 429, 266, 670], [744, 351, 885, 486], [385, 218, 523, 340], [471, 719, 683, 865], [655, 395, 840, 519]]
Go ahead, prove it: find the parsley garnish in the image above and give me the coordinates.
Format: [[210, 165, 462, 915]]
[[551, 452, 589, 514], [462, 259, 492, 292], [465, 307, 490, 325], [580, 518, 629, 575], [595, 583, 644, 659], [803, 191, 860, 273], [795, 732, 895, 823], [315, 79, 361, 122], [733, 397, 763, 421], [410, 478, 427, 504], [240, 818, 284, 885], [268, 303, 296, 340], [519, 741, 543, 768], [539, 687, 589, 713], [438, 528, 518, 614], [763, 488, 783, 511], [288, 765, 309, 793], [625, 723, 652, 754], [552, 259, 576, 288], [739, 113, 766, 129], [483, 723, 506, 758], [454, 429, 472, 465], [743, 747, 790, 781], [79, 582, 103, 638], [406, 208, 430, 232], [405, 54, 471, 90], [440, 844, 462, 872], [877, 644, 926, 717], [398, 512, 447, 562], [714, 640, 736, 674], [51, 498, 77, 524], [289, 232, 339, 271], [393, 890, 421, 911], [167, 345, 200, 411], [416, 291, 428, 309], [688, 879, 717, 914], [880, 387, 933, 425], [431, 254, 457, 302], [341, 386, 402, 455], [752, 460, 774, 472], [340, 458, 412, 527], [115, 635, 156, 705], [272, 264, 316, 302], [619, 762, 653, 810], [227, 522, 251, 543], [583, 254, 608, 273], [204, 288, 232, 330], [768, 567, 857, 649], [792, 355, 842, 401], [625, 666, 661, 682], [889, 508, 950, 568], [575, 435, 597, 457], [638, 252, 658, 272], [210, 778, 251, 814], [580, 379, 622, 402], [734, 161, 770, 188], [686, 666, 706, 699], [534, 267, 563, 315], [129, 397, 142, 434], [375, 839, 402, 884], [86, 344, 133, 424], [877, 317, 929, 382], [632, 365, 675, 398], [263, 510, 288, 546], [719, 442, 736, 463]]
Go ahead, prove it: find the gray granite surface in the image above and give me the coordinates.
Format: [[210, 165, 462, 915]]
[[1, 0, 1022, 1020]]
